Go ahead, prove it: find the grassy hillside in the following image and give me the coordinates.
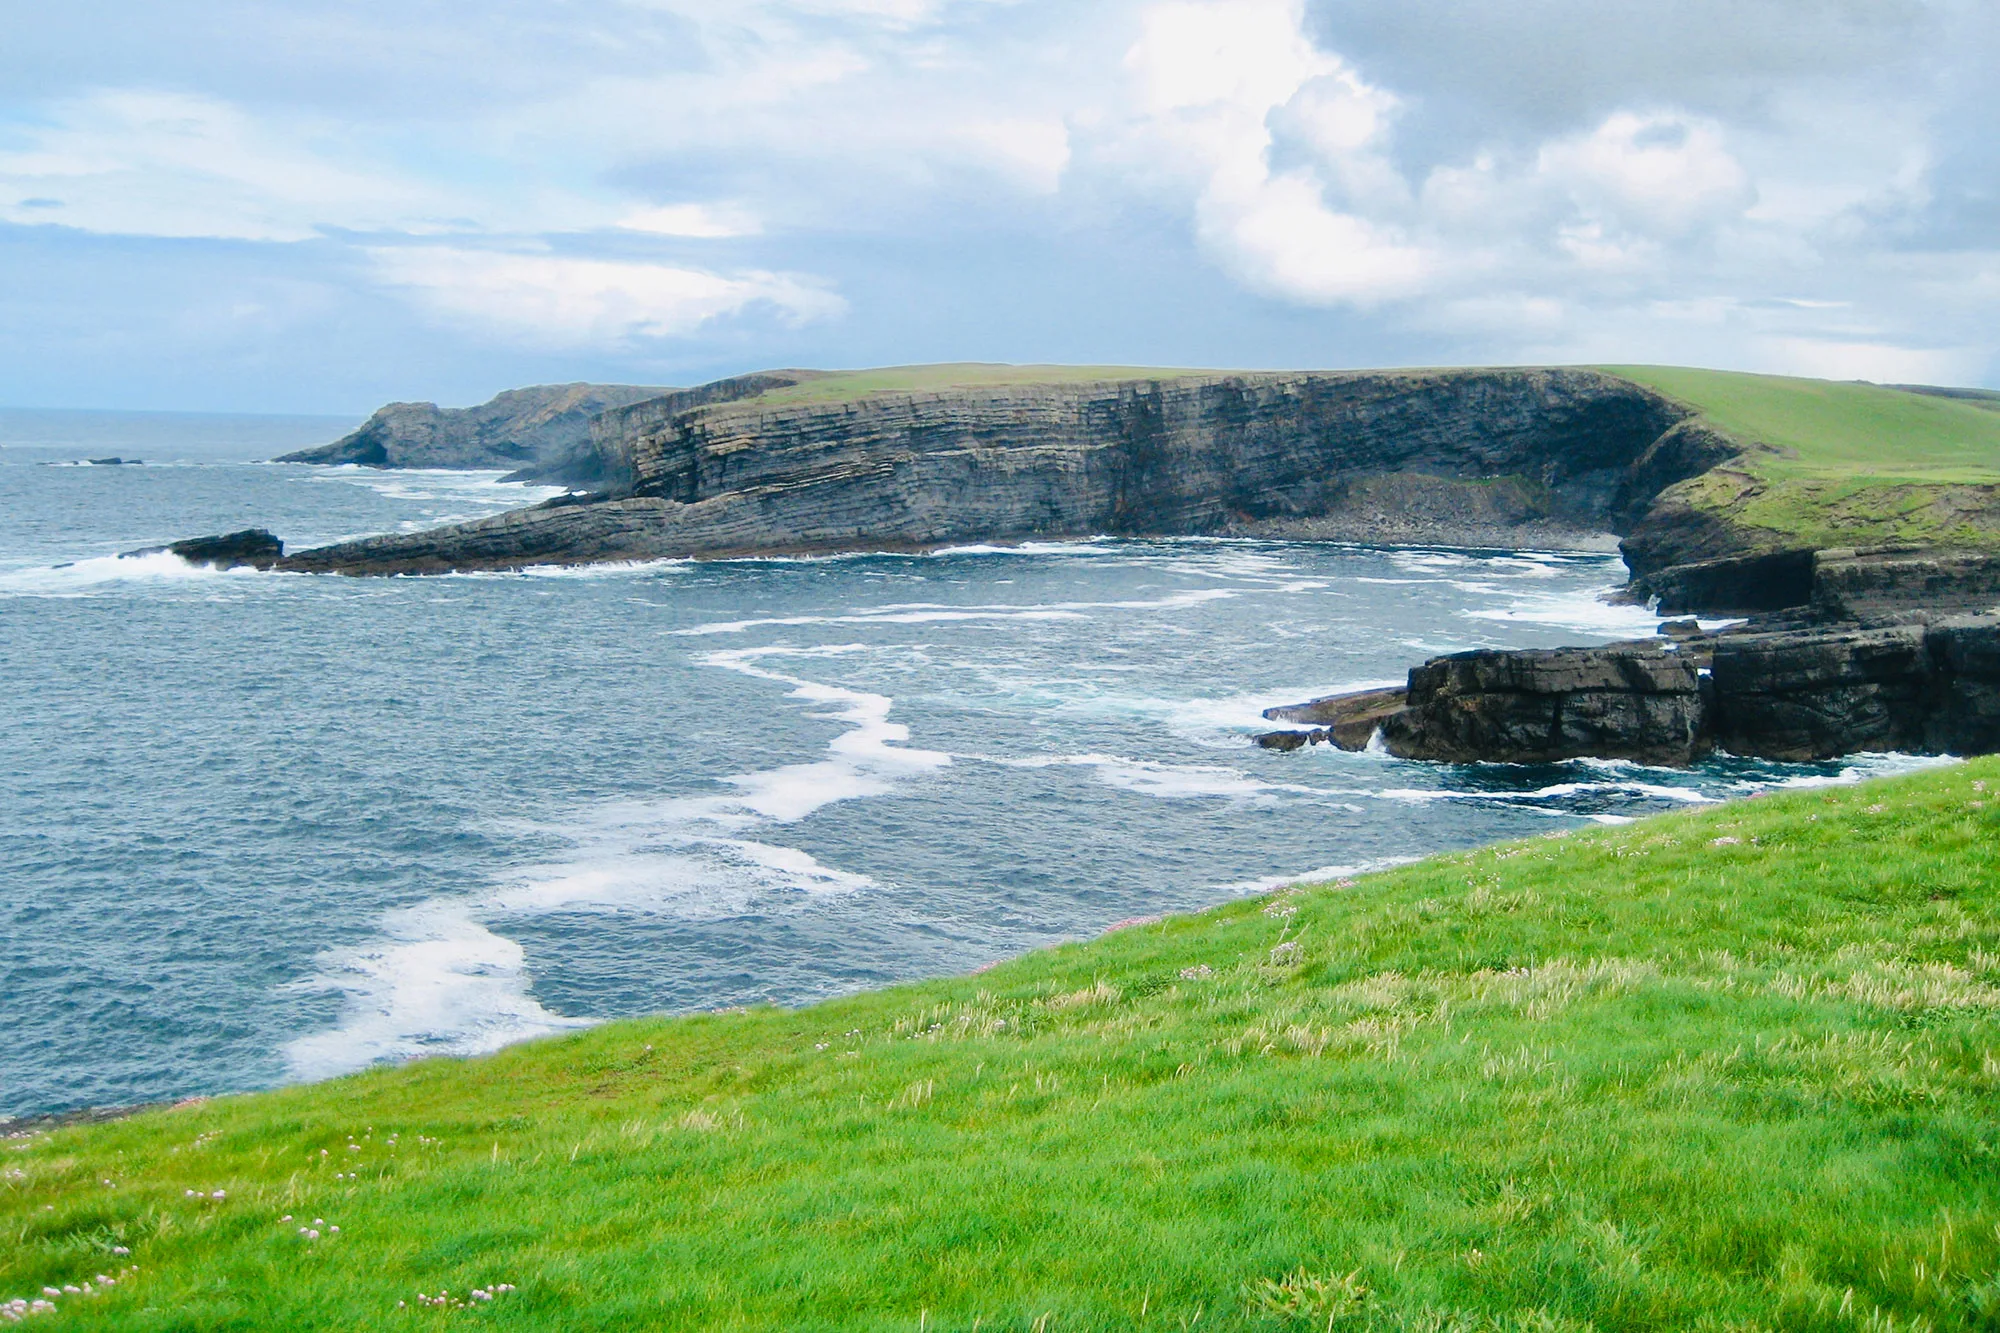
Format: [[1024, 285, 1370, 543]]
[[1602, 366, 2000, 554], [1603, 367, 2000, 484], [7, 757, 2000, 1330]]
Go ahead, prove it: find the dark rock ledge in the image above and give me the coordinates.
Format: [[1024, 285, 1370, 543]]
[[1258, 548, 2000, 765]]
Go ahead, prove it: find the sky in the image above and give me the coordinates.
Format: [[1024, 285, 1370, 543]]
[[1, 0, 1995, 413]]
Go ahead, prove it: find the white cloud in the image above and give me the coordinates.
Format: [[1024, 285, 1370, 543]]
[[2, 0, 1997, 391], [617, 202, 763, 238], [364, 246, 846, 345], [1121, 0, 1434, 304], [0, 90, 451, 241], [1535, 111, 1753, 237]]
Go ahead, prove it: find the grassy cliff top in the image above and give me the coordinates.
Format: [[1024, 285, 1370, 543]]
[[9, 756, 2000, 1329], [1601, 365, 2000, 484], [746, 363, 1212, 407]]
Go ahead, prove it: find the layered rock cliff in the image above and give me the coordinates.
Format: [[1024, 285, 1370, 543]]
[[275, 383, 673, 472], [275, 368, 1706, 575]]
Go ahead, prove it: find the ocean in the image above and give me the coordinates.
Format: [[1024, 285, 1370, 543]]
[[0, 408, 1940, 1117]]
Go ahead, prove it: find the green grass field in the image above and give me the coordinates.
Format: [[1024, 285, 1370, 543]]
[[1602, 367, 2000, 485], [9, 756, 2000, 1330]]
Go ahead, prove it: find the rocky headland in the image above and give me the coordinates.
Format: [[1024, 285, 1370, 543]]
[[264, 367, 1715, 575], [274, 382, 675, 474]]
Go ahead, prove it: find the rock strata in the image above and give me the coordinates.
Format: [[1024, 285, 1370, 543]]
[[1710, 617, 2000, 760], [1809, 548, 2000, 621]]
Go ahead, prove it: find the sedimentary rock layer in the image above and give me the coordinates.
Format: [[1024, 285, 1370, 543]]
[[276, 369, 1698, 575]]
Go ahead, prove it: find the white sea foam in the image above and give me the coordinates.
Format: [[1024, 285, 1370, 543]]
[[1461, 587, 1667, 636], [1212, 856, 1421, 898], [305, 464, 565, 507], [1730, 751, 1957, 790], [282, 904, 582, 1080], [983, 752, 1372, 807], [282, 644, 946, 1081], [673, 587, 1240, 636], [0, 550, 265, 599], [1370, 779, 1720, 807]]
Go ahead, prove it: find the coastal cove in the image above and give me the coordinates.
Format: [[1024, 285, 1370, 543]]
[[0, 410, 1947, 1121]]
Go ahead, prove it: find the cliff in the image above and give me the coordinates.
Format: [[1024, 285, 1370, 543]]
[[274, 383, 673, 472], [275, 368, 1700, 574]]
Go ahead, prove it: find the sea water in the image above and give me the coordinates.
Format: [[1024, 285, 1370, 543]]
[[0, 409, 1942, 1117]]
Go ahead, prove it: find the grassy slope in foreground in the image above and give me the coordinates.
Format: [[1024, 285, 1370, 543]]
[[1601, 366, 2000, 553], [9, 758, 2000, 1331]]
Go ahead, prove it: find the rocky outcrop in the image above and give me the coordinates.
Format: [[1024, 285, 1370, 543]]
[[121, 529, 285, 571], [1267, 612, 2000, 765], [1708, 624, 1933, 760], [276, 383, 672, 472], [1379, 645, 1708, 766], [1710, 617, 2000, 760], [273, 368, 1698, 575]]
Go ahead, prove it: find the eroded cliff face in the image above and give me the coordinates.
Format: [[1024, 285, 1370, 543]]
[[278, 368, 1705, 575]]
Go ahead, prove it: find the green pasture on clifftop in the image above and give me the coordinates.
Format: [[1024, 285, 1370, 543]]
[[7, 756, 2000, 1330], [1599, 366, 2000, 555]]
